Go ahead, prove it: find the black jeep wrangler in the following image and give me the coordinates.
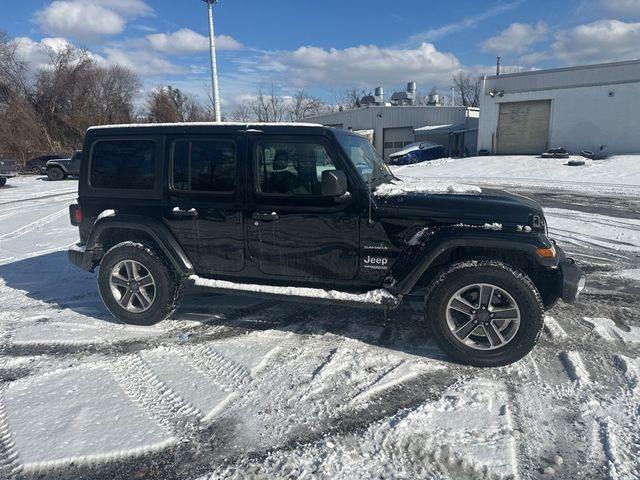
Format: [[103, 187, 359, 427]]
[[47, 151, 82, 181], [68, 123, 584, 367]]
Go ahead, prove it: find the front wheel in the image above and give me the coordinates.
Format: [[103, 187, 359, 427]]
[[0, 177, 6, 187], [426, 260, 544, 367], [97, 242, 183, 325], [47, 167, 64, 181]]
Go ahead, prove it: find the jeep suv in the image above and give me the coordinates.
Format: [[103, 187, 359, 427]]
[[68, 123, 585, 367], [0, 157, 19, 187], [47, 151, 82, 181]]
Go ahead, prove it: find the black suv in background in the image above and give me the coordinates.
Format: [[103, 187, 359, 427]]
[[68, 123, 585, 367], [0, 157, 19, 187], [26, 154, 68, 174], [47, 151, 82, 181]]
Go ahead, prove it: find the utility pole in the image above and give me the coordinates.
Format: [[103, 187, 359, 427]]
[[496, 56, 501, 76], [203, 0, 221, 122]]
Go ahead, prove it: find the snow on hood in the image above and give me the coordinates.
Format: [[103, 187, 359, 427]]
[[374, 179, 482, 197]]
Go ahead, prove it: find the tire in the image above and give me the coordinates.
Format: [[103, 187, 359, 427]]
[[97, 242, 184, 325], [47, 167, 64, 181], [425, 260, 544, 367], [410, 153, 419, 164], [0, 177, 6, 187], [31, 166, 43, 175]]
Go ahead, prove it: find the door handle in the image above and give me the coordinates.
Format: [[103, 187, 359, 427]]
[[252, 212, 279, 221], [171, 207, 198, 218]]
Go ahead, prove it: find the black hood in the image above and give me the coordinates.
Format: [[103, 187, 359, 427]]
[[375, 187, 544, 225]]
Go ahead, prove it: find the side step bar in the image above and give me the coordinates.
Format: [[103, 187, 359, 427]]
[[188, 275, 402, 310]]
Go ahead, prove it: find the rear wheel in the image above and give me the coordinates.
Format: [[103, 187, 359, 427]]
[[97, 242, 183, 325], [47, 167, 64, 181], [426, 260, 544, 367], [0, 177, 6, 187]]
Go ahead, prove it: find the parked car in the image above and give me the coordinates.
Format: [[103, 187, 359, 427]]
[[0, 157, 19, 187], [26, 154, 68, 175], [68, 123, 584, 367], [388, 141, 445, 165], [46, 151, 82, 181]]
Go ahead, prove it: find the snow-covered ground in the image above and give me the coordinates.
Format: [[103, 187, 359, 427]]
[[0, 167, 639, 480], [394, 154, 640, 197]]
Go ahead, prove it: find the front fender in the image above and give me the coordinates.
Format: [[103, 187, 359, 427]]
[[82, 214, 194, 276], [47, 163, 68, 173], [387, 229, 557, 295]]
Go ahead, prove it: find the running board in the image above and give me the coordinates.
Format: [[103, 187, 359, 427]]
[[188, 275, 402, 309]]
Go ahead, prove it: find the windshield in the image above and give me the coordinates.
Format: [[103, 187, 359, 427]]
[[333, 131, 394, 187]]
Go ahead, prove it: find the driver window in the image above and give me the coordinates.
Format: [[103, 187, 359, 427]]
[[257, 141, 336, 195]]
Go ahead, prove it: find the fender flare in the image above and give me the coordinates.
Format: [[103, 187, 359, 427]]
[[388, 229, 557, 295], [83, 214, 195, 276], [46, 162, 69, 174]]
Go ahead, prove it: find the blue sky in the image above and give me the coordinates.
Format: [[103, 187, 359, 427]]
[[3, 0, 640, 111]]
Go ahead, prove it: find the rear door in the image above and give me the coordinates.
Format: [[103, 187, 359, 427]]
[[163, 134, 245, 275], [246, 134, 360, 283]]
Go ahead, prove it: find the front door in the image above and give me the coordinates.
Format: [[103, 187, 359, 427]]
[[247, 135, 359, 283], [163, 135, 245, 275]]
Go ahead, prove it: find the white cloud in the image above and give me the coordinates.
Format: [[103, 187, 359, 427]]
[[404, 1, 523, 44], [146, 28, 243, 55], [481, 22, 548, 54], [522, 19, 640, 64], [103, 48, 185, 76], [13, 36, 108, 70], [34, 0, 153, 40], [600, 0, 640, 16], [255, 43, 461, 89]]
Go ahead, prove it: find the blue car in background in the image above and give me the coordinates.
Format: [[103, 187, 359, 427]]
[[388, 141, 445, 165]]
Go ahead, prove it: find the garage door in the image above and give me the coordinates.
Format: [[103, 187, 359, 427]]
[[383, 127, 414, 160], [497, 101, 551, 154]]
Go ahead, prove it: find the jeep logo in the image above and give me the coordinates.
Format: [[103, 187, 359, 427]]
[[363, 256, 389, 270]]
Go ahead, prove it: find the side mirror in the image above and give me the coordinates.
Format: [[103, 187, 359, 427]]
[[321, 170, 348, 197]]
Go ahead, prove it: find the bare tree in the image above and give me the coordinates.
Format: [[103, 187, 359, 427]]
[[452, 72, 482, 107], [251, 86, 288, 122], [288, 90, 324, 121], [146, 86, 208, 123], [230, 101, 253, 122]]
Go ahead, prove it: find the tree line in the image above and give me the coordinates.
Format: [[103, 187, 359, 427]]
[[1, 31, 482, 163]]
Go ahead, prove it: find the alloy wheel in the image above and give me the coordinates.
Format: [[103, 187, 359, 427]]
[[445, 283, 521, 350]]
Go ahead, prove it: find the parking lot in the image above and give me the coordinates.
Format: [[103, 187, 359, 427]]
[[0, 168, 639, 480]]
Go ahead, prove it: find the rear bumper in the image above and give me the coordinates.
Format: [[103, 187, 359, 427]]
[[68, 243, 95, 272]]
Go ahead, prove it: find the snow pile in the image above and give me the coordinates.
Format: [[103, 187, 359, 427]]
[[189, 276, 397, 305], [374, 180, 482, 197], [393, 155, 640, 195]]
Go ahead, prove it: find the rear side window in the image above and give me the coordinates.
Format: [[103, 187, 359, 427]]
[[90, 140, 156, 189], [172, 140, 236, 192]]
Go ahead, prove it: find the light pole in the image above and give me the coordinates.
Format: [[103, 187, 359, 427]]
[[203, 0, 221, 122]]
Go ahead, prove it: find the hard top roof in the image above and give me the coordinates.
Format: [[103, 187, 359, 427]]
[[87, 122, 329, 135]]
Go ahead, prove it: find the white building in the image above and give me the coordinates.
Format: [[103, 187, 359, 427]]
[[478, 59, 640, 155], [308, 105, 479, 160]]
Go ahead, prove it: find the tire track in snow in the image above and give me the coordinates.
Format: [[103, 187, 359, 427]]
[[178, 345, 250, 390], [543, 316, 568, 340], [0, 386, 22, 479], [0, 207, 68, 244], [559, 351, 592, 385], [0, 189, 76, 206], [109, 354, 201, 436]]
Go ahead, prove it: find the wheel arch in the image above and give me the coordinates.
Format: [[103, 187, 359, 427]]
[[86, 215, 195, 276], [390, 230, 558, 302]]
